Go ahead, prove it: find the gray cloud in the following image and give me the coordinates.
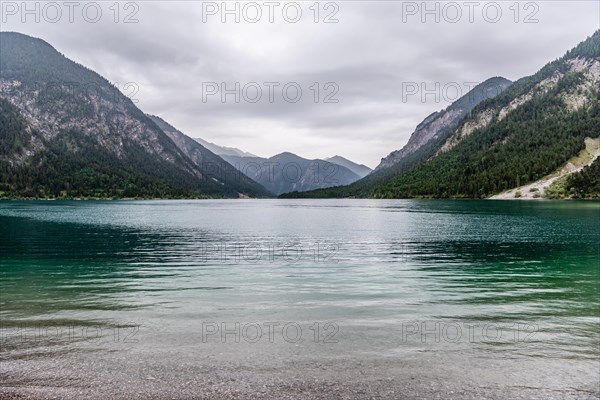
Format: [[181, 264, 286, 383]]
[[2, 0, 598, 167]]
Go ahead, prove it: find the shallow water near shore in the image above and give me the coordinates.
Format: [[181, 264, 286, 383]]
[[1, 199, 599, 399]]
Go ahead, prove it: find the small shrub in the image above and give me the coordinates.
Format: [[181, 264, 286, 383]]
[[514, 191, 522, 198], [529, 187, 539, 192]]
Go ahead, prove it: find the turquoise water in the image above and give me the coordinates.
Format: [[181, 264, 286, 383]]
[[1, 200, 599, 398]]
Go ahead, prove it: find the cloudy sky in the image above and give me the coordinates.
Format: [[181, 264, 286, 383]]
[[2, 1, 599, 167]]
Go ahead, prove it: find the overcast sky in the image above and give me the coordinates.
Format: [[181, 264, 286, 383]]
[[2, 1, 599, 167]]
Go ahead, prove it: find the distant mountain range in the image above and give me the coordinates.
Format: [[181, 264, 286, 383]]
[[283, 30, 600, 199], [220, 152, 365, 196], [163, 127, 373, 195], [150, 117, 372, 196], [1, 30, 598, 200]]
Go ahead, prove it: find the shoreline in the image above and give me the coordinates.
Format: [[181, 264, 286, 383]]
[[2, 381, 598, 400], [1, 197, 599, 202]]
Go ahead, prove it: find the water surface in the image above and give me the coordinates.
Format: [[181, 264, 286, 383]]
[[1, 200, 599, 399]]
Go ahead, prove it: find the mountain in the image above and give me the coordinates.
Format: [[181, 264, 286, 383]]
[[147, 115, 273, 197], [192, 137, 256, 158], [0, 32, 271, 199], [325, 156, 372, 178], [282, 30, 600, 199], [281, 78, 512, 198], [220, 152, 361, 195], [191, 134, 372, 180], [375, 77, 513, 171], [148, 115, 367, 195], [374, 30, 600, 198], [189, 136, 371, 184]]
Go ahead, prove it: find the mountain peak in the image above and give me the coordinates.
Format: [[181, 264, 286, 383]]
[[374, 75, 513, 172], [325, 156, 372, 178], [0, 31, 56, 50], [271, 151, 301, 159]]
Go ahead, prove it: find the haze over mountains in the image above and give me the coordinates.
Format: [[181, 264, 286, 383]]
[[191, 137, 257, 158], [149, 113, 372, 195], [149, 115, 370, 195], [220, 152, 365, 196], [325, 156, 372, 178], [147, 115, 371, 196], [1, 30, 598, 199]]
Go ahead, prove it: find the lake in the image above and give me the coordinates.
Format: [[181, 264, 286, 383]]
[[1, 200, 599, 399]]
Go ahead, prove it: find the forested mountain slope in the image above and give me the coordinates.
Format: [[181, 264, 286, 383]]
[[283, 30, 600, 199], [0, 32, 270, 198], [375, 30, 599, 198]]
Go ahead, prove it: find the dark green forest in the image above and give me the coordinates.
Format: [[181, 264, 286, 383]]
[[545, 157, 600, 199], [564, 158, 600, 198]]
